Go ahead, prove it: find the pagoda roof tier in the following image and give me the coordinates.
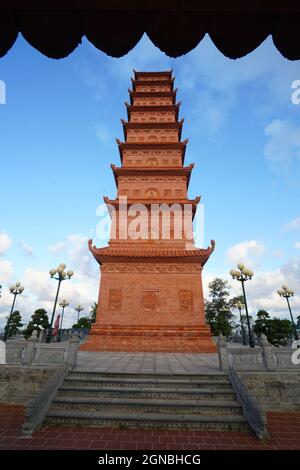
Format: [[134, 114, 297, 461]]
[[116, 140, 188, 164], [121, 119, 184, 140], [88, 239, 215, 267], [125, 103, 180, 121], [103, 196, 200, 219], [131, 78, 174, 91], [134, 71, 172, 79], [129, 90, 177, 105], [111, 163, 194, 188]]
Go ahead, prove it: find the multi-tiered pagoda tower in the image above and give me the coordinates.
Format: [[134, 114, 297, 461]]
[[82, 70, 216, 352]]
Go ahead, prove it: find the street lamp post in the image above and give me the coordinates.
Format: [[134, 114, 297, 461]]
[[3, 282, 24, 342], [57, 299, 69, 342], [230, 263, 255, 348], [277, 285, 299, 342], [234, 301, 247, 346], [46, 263, 74, 343], [75, 305, 83, 323]]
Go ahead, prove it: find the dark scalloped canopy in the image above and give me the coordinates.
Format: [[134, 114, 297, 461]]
[[0, 2, 300, 60]]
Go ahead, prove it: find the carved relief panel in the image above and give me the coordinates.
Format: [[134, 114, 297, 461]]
[[179, 290, 193, 311], [141, 290, 159, 312], [126, 129, 178, 143], [133, 97, 173, 106], [137, 77, 167, 81], [135, 85, 170, 92], [130, 112, 175, 123], [109, 289, 122, 311]]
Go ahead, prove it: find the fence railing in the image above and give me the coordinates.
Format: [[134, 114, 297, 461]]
[[3, 331, 80, 368], [217, 333, 300, 372]]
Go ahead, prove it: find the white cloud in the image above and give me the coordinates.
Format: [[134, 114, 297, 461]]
[[0, 231, 12, 255], [48, 241, 66, 253], [0, 259, 13, 283], [227, 240, 265, 267], [264, 119, 300, 171], [19, 241, 35, 258], [283, 216, 300, 231], [272, 249, 284, 258], [295, 242, 300, 249], [20, 265, 98, 328], [0, 233, 100, 330], [49, 233, 98, 278]]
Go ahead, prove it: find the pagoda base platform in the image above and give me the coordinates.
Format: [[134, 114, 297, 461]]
[[80, 325, 217, 353]]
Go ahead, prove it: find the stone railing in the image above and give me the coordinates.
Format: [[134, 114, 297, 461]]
[[3, 331, 80, 368], [228, 368, 269, 439], [22, 365, 67, 435], [217, 333, 300, 372]]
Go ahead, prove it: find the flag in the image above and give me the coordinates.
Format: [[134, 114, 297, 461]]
[[52, 314, 61, 337]]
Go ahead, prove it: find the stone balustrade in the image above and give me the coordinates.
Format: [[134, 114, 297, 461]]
[[2, 331, 80, 368], [217, 333, 300, 372]]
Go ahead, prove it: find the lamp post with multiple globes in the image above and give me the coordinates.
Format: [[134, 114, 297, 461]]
[[3, 283, 25, 342], [46, 264, 74, 343], [57, 299, 69, 342], [75, 304, 83, 323], [230, 263, 255, 348], [233, 300, 247, 346], [277, 285, 299, 342]]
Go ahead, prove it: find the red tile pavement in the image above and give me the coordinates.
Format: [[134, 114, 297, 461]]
[[0, 405, 299, 450]]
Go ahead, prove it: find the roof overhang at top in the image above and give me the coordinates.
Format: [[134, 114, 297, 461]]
[[0, 2, 300, 60]]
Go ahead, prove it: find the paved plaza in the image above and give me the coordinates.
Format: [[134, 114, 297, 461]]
[[76, 352, 220, 374], [1, 405, 300, 450]]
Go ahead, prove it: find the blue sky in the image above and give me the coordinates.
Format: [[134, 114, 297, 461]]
[[0, 33, 300, 328]]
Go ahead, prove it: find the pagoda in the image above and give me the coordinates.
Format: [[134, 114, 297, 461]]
[[82, 70, 216, 352]]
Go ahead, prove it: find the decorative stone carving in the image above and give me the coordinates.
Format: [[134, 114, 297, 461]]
[[145, 187, 159, 198], [147, 157, 158, 165], [101, 264, 202, 273], [179, 290, 193, 311], [109, 289, 122, 311], [141, 290, 159, 311], [118, 176, 185, 182]]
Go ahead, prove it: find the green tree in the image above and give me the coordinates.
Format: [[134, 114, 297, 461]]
[[297, 315, 300, 329], [90, 302, 97, 324], [214, 315, 233, 337], [72, 317, 91, 329], [229, 295, 244, 309], [4, 310, 23, 338], [254, 311, 294, 346], [73, 303, 97, 329], [253, 309, 270, 337], [205, 278, 233, 337], [24, 308, 49, 339]]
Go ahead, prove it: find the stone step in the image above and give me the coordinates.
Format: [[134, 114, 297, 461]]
[[45, 409, 249, 431], [70, 370, 227, 381], [50, 396, 243, 415], [57, 385, 236, 401], [64, 376, 231, 390]]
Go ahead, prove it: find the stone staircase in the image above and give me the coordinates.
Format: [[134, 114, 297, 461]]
[[45, 370, 249, 431]]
